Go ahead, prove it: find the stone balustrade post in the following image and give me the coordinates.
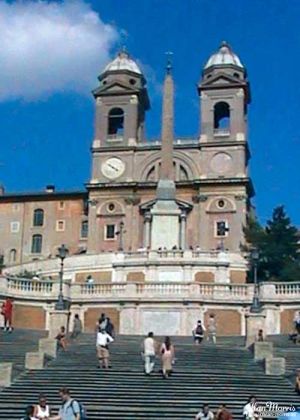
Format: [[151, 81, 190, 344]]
[[125, 282, 137, 298], [245, 312, 266, 347], [265, 357, 285, 375], [0, 276, 8, 295], [48, 310, 70, 338], [189, 283, 199, 298], [253, 342, 273, 361], [39, 338, 57, 358], [25, 352, 45, 370], [0, 363, 12, 387], [259, 283, 276, 300]]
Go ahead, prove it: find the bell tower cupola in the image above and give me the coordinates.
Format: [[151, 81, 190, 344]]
[[198, 41, 251, 143], [92, 49, 150, 147]]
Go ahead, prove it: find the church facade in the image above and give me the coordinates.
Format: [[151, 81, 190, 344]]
[[2, 43, 287, 337], [0, 42, 252, 269]]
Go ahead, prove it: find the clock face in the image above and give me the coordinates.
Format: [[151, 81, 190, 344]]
[[101, 157, 125, 180]]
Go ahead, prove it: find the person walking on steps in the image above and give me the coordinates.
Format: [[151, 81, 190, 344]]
[[96, 328, 114, 369], [193, 320, 205, 344], [142, 332, 157, 375], [160, 336, 175, 379], [1, 297, 13, 332], [207, 314, 217, 344], [70, 314, 82, 339]]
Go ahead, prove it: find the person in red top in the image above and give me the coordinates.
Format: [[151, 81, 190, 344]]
[[1, 297, 13, 332]]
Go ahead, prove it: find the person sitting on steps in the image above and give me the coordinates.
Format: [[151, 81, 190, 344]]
[[55, 326, 67, 352], [34, 394, 51, 419], [195, 403, 214, 420]]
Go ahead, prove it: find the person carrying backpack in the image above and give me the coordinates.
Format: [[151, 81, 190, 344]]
[[193, 320, 206, 345], [51, 387, 86, 420]]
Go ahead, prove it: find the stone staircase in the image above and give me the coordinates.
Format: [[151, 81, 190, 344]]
[[269, 334, 300, 378], [0, 333, 299, 419], [0, 329, 46, 381]]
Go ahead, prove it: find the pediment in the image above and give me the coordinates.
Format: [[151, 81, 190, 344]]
[[201, 73, 244, 87], [93, 81, 138, 96]]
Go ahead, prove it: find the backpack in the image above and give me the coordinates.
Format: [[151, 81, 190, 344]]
[[195, 324, 203, 335], [71, 400, 87, 420]]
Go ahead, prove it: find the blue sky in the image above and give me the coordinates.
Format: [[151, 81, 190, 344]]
[[0, 0, 300, 225]]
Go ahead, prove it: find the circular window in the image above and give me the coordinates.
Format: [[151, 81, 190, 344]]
[[129, 78, 136, 85], [217, 199, 225, 209], [102, 80, 107, 85], [107, 203, 115, 213]]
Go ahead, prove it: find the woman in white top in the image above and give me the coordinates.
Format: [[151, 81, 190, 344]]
[[34, 395, 51, 419]]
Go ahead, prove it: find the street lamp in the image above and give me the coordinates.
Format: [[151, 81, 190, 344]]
[[55, 244, 68, 310], [250, 248, 261, 313]]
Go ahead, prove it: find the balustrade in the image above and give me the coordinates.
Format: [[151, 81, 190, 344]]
[[1, 276, 300, 303]]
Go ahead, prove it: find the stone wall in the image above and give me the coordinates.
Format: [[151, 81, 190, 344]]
[[13, 304, 46, 330], [84, 307, 120, 332]]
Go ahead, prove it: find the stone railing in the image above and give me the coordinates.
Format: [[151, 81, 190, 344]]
[[0, 277, 69, 300], [2, 276, 300, 303], [260, 282, 300, 301]]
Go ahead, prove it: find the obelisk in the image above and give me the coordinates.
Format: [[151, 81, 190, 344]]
[[150, 58, 181, 249]]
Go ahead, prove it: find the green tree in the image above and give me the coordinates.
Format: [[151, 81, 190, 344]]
[[264, 206, 300, 281], [244, 206, 300, 282]]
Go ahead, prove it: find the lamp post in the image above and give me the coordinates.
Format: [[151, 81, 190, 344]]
[[55, 244, 68, 310], [250, 248, 261, 313]]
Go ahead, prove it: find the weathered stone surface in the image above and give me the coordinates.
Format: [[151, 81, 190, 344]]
[[25, 352, 45, 370], [265, 357, 285, 375], [48, 310, 69, 339], [39, 338, 57, 358], [0, 363, 12, 387], [254, 342, 273, 361], [245, 313, 266, 347]]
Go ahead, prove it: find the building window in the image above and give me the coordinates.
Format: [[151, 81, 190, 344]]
[[9, 249, 17, 263], [33, 209, 44, 227], [214, 101, 230, 131], [81, 221, 88, 238], [217, 199, 225, 209], [10, 221, 20, 233], [58, 201, 65, 210], [108, 107, 124, 137], [216, 221, 229, 237], [31, 234, 42, 253], [56, 220, 65, 232], [107, 203, 115, 213], [105, 224, 116, 240]]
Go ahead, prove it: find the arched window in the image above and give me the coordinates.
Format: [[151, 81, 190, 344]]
[[9, 249, 17, 263], [214, 102, 230, 131], [108, 107, 124, 136], [31, 234, 42, 253], [33, 209, 44, 226], [81, 221, 88, 238]]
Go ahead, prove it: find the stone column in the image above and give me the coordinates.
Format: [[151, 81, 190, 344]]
[[245, 312, 266, 347], [0, 363, 12, 387], [48, 310, 70, 338], [144, 213, 151, 248], [180, 213, 187, 250]]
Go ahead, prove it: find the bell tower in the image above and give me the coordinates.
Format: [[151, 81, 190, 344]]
[[198, 41, 250, 143], [92, 50, 150, 148]]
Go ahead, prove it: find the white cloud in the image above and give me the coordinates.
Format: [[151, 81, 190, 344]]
[[0, 0, 119, 101]]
